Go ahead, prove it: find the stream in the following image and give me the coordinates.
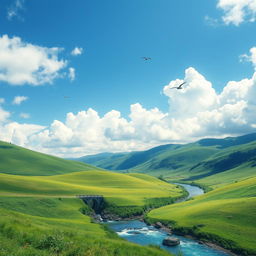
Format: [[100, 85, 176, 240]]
[[106, 183, 231, 256]]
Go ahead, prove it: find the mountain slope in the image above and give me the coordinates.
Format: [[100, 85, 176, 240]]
[[0, 140, 102, 176], [75, 133, 256, 181]]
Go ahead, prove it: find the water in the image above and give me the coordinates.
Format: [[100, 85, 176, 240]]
[[107, 220, 230, 256], [106, 183, 231, 256], [174, 183, 204, 202]]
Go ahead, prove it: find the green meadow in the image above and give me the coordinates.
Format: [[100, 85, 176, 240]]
[[148, 177, 256, 255], [0, 141, 101, 176], [1, 135, 256, 255], [0, 170, 182, 206], [0, 141, 182, 255], [0, 197, 171, 256]]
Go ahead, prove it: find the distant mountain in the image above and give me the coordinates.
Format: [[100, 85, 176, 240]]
[[75, 133, 256, 181]]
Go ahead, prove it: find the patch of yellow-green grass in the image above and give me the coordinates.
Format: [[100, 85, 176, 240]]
[[0, 197, 172, 256], [148, 177, 256, 253], [0, 140, 102, 176], [0, 170, 182, 206], [197, 165, 256, 188]]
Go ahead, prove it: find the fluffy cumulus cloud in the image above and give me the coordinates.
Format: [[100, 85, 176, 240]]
[[0, 35, 68, 86], [12, 96, 28, 105], [217, 0, 256, 25], [1, 49, 256, 157], [71, 47, 83, 56]]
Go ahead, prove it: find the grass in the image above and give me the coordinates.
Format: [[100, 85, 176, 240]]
[[147, 177, 256, 255], [0, 140, 102, 176], [76, 133, 256, 184], [0, 197, 172, 256], [0, 140, 184, 255], [0, 170, 182, 206]]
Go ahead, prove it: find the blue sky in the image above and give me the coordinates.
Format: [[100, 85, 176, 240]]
[[1, 0, 256, 157]]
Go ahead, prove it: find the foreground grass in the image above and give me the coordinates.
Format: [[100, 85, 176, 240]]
[[147, 177, 256, 255], [0, 170, 182, 206], [0, 197, 172, 256]]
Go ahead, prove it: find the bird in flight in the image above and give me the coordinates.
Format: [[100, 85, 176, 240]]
[[170, 81, 186, 89], [142, 57, 151, 61], [64, 96, 71, 99]]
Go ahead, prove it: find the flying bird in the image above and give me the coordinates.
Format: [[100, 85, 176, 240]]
[[64, 96, 71, 99], [142, 57, 151, 61], [170, 81, 186, 89]]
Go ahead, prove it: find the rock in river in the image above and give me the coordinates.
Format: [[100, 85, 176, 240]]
[[162, 236, 180, 246]]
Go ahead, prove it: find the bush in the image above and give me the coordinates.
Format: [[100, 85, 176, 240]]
[[37, 233, 65, 254]]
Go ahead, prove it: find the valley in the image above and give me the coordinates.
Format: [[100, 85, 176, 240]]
[[0, 133, 255, 255]]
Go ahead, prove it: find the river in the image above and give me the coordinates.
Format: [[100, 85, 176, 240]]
[[106, 183, 232, 256]]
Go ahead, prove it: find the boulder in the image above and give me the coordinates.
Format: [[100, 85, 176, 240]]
[[162, 236, 180, 246]]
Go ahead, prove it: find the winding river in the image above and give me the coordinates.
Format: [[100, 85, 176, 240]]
[[107, 183, 231, 256]]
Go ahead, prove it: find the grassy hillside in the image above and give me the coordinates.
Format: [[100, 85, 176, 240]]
[[147, 177, 256, 255], [0, 196, 172, 256], [0, 141, 101, 176], [0, 142, 182, 256], [75, 133, 256, 181], [0, 170, 182, 206]]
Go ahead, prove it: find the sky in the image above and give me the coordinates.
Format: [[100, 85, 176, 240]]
[[1, 0, 256, 157]]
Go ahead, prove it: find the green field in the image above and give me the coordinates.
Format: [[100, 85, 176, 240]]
[[0, 196, 172, 256], [1, 136, 256, 255], [0, 170, 182, 206], [0, 141, 102, 176], [148, 177, 256, 255], [0, 141, 182, 255]]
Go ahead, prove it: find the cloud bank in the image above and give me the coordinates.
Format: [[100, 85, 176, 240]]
[[1, 58, 256, 157]]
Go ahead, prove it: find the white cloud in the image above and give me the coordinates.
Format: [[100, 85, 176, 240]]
[[20, 112, 30, 119], [69, 67, 75, 81], [217, 0, 256, 25], [0, 35, 68, 86], [0, 98, 5, 104], [12, 96, 28, 105], [7, 0, 25, 21], [240, 47, 256, 69], [71, 47, 83, 56], [0, 108, 10, 123], [1, 49, 256, 157]]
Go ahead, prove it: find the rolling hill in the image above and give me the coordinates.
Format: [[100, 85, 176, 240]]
[[0, 140, 102, 176], [75, 133, 256, 181], [0, 141, 182, 256], [147, 177, 256, 255]]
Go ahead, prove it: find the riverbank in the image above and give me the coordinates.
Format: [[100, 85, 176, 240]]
[[145, 219, 238, 256], [102, 183, 241, 256], [147, 181, 255, 256]]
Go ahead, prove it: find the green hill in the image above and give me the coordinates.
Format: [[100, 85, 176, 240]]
[[0, 140, 102, 176], [147, 177, 256, 255], [76, 133, 256, 181], [0, 170, 182, 206], [0, 142, 182, 256], [0, 196, 172, 256]]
